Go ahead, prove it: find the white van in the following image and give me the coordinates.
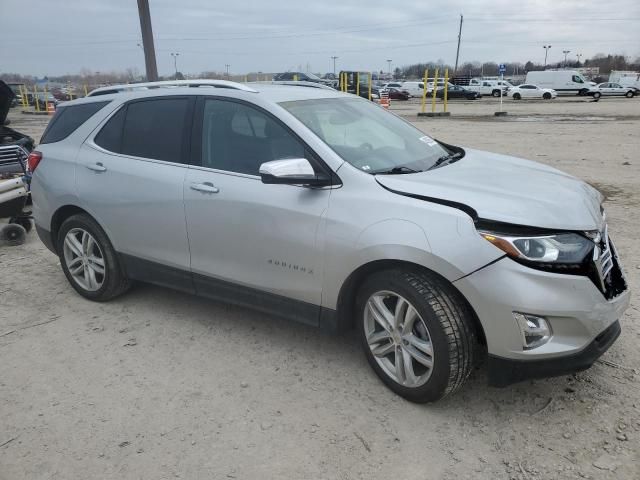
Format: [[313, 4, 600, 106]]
[[398, 81, 425, 97], [466, 79, 506, 97], [525, 70, 590, 95], [609, 71, 640, 92]]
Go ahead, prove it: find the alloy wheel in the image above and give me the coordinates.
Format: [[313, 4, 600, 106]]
[[63, 228, 106, 291], [363, 290, 435, 387]]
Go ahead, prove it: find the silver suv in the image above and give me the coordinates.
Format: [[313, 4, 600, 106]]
[[30, 80, 629, 403]]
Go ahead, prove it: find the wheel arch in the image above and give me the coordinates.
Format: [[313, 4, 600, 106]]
[[50, 205, 104, 253], [332, 259, 487, 347]]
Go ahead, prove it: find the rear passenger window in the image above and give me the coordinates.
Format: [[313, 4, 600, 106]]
[[121, 98, 189, 162], [94, 107, 125, 152], [40, 101, 109, 144]]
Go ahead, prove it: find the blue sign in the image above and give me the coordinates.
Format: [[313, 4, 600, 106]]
[[499, 63, 506, 73]]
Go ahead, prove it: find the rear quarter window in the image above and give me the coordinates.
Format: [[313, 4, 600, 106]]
[[40, 101, 109, 144]]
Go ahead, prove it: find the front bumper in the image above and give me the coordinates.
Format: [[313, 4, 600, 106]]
[[454, 256, 629, 363], [488, 319, 621, 386]]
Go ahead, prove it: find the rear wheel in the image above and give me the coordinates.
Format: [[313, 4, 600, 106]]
[[356, 269, 477, 403], [57, 214, 131, 301], [543, 92, 552, 100], [513, 93, 521, 100], [492, 90, 501, 97]]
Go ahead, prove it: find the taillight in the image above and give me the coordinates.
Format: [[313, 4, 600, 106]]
[[27, 151, 42, 172]]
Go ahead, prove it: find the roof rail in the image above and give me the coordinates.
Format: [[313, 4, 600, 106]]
[[253, 80, 336, 91], [87, 79, 258, 97]]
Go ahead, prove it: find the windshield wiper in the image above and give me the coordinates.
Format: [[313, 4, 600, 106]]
[[428, 151, 463, 171], [372, 166, 422, 175]]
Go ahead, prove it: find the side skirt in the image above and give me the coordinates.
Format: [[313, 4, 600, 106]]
[[119, 253, 338, 331]]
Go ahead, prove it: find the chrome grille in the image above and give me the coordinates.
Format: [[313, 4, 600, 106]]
[[592, 223, 625, 298], [0, 144, 29, 171]]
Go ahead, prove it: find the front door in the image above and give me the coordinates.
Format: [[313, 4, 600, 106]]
[[183, 97, 332, 323]]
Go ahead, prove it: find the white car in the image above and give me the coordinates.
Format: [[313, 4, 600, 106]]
[[588, 83, 636, 99], [510, 84, 557, 100]]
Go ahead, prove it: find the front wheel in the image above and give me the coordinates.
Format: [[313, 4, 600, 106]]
[[356, 269, 477, 403], [625, 91, 634, 98], [593, 92, 602, 99], [543, 92, 552, 100], [57, 214, 131, 301]]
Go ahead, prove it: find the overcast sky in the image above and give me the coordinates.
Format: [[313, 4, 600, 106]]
[[1, 0, 639, 77]]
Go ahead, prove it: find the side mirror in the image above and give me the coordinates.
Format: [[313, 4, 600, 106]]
[[259, 158, 331, 187]]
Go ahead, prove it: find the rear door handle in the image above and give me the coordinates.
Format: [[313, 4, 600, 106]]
[[86, 162, 107, 172], [190, 182, 219, 194]]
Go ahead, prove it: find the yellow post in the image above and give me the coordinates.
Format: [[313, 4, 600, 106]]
[[356, 72, 360, 97], [293, 74, 298, 81], [244, 75, 248, 83], [443, 68, 449, 113], [33, 84, 40, 112], [19, 85, 27, 107], [84, 85, 88, 97], [431, 68, 439, 113], [368, 72, 372, 101], [421, 69, 429, 113]]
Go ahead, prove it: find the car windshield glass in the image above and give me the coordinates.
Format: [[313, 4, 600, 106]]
[[305, 72, 322, 81], [280, 97, 451, 173]]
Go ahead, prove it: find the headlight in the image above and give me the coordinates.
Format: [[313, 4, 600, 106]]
[[480, 231, 593, 265]]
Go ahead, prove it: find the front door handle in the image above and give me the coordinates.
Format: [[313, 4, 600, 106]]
[[86, 162, 107, 172], [190, 182, 219, 194]]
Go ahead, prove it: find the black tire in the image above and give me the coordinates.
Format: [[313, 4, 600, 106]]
[[492, 90, 501, 97], [356, 269, 477, 403], [1, 224, 27, 246], [10, 216, 33, 233], [543, 92, 552, 100], [57, 213, 131, 301], [625, 91, 634, 98], [593, 92, 601, 99], [513, 93, 521, 100]]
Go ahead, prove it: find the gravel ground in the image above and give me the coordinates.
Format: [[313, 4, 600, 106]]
[[1, 97, 639, 480]]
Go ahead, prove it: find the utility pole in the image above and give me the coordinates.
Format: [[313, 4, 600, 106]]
[[137, 0, 158, 81], [576, 53, 583, 66], [331, 56, 338, 75], [562, 50, 570, 68], [225, 64, 230, 78], [386, 59, 392, 78], [543, 45, 552, 68], [171, 52, 180, 78], [454, 14, 463, 74]]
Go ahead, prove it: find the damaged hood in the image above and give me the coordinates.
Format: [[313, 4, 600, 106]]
[[376, 148, 604, 231]]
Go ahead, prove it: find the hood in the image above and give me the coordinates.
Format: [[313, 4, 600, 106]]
[[0, 80, 16, 126], [376, 148, 604, 231]]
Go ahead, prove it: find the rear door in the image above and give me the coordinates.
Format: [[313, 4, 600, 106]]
[[77, 96, 195, 289]]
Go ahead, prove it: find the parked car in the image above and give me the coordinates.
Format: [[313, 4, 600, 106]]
[[31, 92, 58, 110], [587, 83, 636, 99], [384, 87, 410, 100], [273, 72, 333, 87], [436, 85, 480, 100], [525, 70, 590, 95], [608, 71, 640, 93], [510, 84, 557, 100], [31, 79, 629, 403], [0, 80, 34, 175]]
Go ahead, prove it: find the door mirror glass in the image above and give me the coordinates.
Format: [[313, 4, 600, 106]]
[[259, 158, 330, 186]]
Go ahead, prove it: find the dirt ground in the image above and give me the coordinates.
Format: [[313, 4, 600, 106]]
[[1, 96, 639, 480]]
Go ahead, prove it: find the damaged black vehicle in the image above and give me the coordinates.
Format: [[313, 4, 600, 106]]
[[0, 80, 35, 176]]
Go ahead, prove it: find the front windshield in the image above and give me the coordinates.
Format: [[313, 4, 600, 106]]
[[305, 72, 322, 81], [280, 97, 451, 173]]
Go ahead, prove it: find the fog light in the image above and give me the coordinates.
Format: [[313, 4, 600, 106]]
[[513, 312, 552, 349]]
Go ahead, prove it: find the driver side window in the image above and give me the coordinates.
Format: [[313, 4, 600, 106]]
[[201, 99, 306, 175], [572, 75, 584, 83]]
